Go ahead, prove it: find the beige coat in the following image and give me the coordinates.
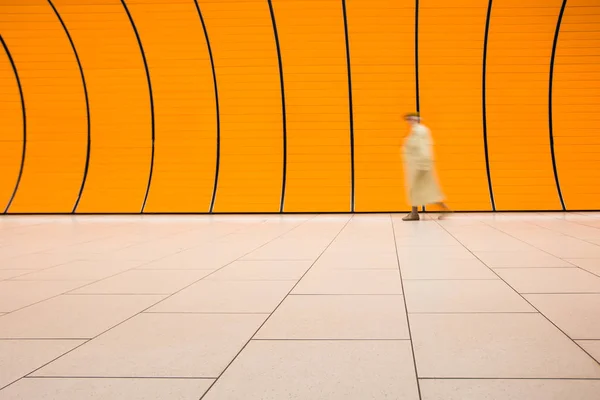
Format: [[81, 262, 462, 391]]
[[403, 123, 444, 207]]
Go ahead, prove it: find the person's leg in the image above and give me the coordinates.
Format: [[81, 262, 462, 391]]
[[403, 206, 420, 221]]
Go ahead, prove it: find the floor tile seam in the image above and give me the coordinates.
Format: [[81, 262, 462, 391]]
[[0, 338, 92, 392], [534, 226, 600, 250], [60, 218, 311, 318], [105, 220, 270, 270], [2, 218, 315, 393], [0, 270, 38, 281], [197, 214, 354, 400], [0, 277, 120, 318], [519, 292, 600, 295], [483, 220, 597, 268], [407, 311, 540, 315], [22, 376, 217, 380], [249, 338, 412, 341], [435, 219, 600, 369], [391, 214, 424, 400], [418, 376, 600, 381], [530, 217, 600, 238], [288, 293, 404, 296]]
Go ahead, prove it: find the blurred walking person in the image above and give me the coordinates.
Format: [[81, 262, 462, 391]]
[[401, 112, 450, 221]]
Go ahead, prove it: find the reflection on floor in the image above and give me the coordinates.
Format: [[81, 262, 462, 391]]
[[0, 212, 599, 399]]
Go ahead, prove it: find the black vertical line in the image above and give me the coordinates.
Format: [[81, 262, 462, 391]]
[[549, 0, 567, 211], [120, 0, 155, 213], [48, 0, 91, 214], [1, 35, 26, 214], [482, 0, 496, 211], [194, 0, 220, 213], [416, 0, 425, 213], [342, 0, 355, 212], [268, 0, 287, 213], [415, 0, 420, 113]]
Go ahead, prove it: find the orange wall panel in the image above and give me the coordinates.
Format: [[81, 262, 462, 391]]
[[419, 0, 492, 211], [125, 0, 217, 213], [1, 1, 87, 213], [553, 0, 600, 210], [486, 0, 563, 211], [1, 0, 599, 213], [272, 0, 351, 212], [348, 0, 415, 212], [53, 0, 153, 213], [200, 0, 282, 213]]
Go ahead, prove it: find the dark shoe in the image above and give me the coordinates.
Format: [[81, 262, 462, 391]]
[[403, 213, 420, 221]]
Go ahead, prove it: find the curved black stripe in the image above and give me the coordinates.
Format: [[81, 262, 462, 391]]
[[482, 0, 496, 211], [194, 0, 220, 213], [342, 0, 355, 212], [549, 0, 567, 211], [48, 0, 91, 214], [267, 0, 287, 213], [1, 35, 26, 214], [120, 0, 155, 213]]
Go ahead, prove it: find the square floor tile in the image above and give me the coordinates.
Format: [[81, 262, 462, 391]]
[[496, 268, 600, 294], [0, 378, 213, 400], [526, 294, 600, 339], [567, 259, 600, 277], [404, 280, 534, 313], [0, 281, 88, 313], [34, 313, 266, 378], [410, 313, 600, 378], [292, 269, 402, 295], [400, 258, 498, 280], [202, 340, 419, 400], [0, 340, 83, 388], [256, 295, 409, 339], [206, 260, 312, 281], [149, 280, 294, 313], [0, 295, 163, 339], [420, 379, 600, 400], [71, 270, 212, 295], [474, 251, 571, 268], [577, 340, 600, 363], [11, 260, 142, 282]]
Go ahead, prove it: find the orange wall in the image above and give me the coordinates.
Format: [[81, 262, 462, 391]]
[[0, 0, 598, 213]]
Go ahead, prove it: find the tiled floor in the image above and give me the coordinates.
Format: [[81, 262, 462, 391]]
[[0, 213, 599, 399]]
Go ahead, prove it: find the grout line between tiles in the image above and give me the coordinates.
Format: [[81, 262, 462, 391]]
[[407, 311, 539, 315], [143, 311, 271, 315], [0, 338, 89, 341], [25, 376, 218, 380], [436, 219, 600, 369], [251, 338, 410, 341], [519, 292, 600, 295], [483, 221, 600, 277], [391, 214, 423, 400], [0, 217, 315, 393], [288, 293, 403, 296], [0, 223, 263, 318], [418, 377, 600, 381], [198, 214, 354, 400]]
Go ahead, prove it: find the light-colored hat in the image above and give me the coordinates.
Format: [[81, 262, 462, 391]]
[[404, 112, 420, 121]]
